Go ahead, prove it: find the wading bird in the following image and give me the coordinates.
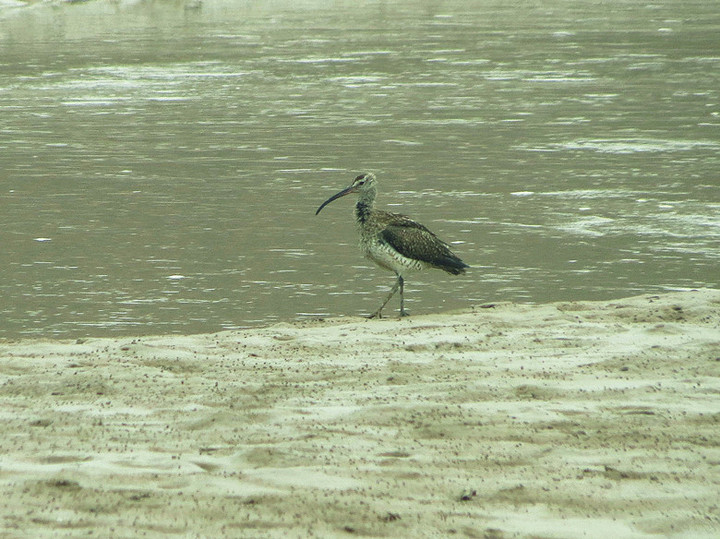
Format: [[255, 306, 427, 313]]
[[316, 172, 469, 318]]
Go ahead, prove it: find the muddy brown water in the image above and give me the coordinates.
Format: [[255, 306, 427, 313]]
[[1, 0, 718, 337]]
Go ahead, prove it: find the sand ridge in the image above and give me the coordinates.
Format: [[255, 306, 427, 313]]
[[1, 290, 719, 537]]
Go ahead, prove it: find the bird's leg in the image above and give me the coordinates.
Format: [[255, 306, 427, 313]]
[[368, 274, 401, 319], [399, 276, 409, 317]]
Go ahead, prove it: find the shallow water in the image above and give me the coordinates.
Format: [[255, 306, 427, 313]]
[[1, 0, 719, 338]]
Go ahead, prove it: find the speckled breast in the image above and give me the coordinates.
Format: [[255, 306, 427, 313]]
[[360, 234, 425, 275]]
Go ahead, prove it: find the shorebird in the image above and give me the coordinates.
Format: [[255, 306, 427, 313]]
[[316, 172, 469, 318]]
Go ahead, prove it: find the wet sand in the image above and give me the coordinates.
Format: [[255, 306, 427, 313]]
[[1, 290, 719, 538]]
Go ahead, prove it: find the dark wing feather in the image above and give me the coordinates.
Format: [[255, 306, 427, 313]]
[[380, 215, 469, 275]]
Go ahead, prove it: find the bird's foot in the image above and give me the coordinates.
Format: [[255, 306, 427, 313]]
[[367, 310, 383, 319], [399, 310, 410, 318]]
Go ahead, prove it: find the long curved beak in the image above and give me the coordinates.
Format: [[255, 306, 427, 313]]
[[315, 185, 355, 215]]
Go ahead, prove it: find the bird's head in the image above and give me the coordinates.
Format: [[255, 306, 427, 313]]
[[316, 172, 376, 215]]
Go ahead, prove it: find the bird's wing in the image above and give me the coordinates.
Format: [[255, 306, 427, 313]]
[[380, 217, 467, 274]]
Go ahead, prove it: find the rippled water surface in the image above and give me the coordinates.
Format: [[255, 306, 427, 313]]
[[1, 0, 719, 338]]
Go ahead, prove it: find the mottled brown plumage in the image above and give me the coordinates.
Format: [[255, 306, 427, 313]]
[[316, 172, 469, 318]]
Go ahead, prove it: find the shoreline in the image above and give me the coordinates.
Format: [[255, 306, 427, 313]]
[[1, 290, 719, 537]]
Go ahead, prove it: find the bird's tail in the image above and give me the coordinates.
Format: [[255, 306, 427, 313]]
[[436, 256, 469, 275]]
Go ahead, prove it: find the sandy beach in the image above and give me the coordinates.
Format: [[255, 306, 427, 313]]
[[1, 290, 719, 538]]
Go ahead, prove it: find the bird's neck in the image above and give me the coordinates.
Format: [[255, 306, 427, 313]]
[[355, 186, 376, 224], [355, 201, 371, 224]]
